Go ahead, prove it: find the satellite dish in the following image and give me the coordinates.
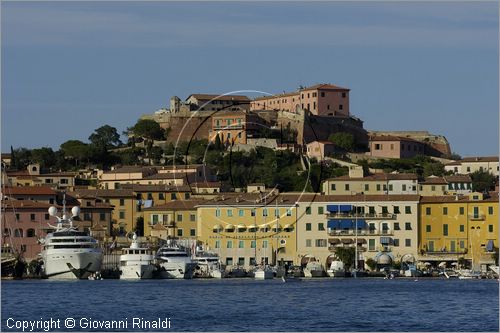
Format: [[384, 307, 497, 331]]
[[48, 206, 58, 217], [132, 233, 137, 240], [71, 206, 81, 217]]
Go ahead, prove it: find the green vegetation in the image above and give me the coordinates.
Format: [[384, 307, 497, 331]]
[[334, 247, 355, 270], [328, 132, 355, 151], [471, 170, 496, 192], [365, 258, 377, 271], [366, 155, 446, 178]]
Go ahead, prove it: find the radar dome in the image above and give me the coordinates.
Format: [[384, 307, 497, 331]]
[[377, 254, 392, 265], [71, 206, 81, 217], [48, 206, 58, 216]]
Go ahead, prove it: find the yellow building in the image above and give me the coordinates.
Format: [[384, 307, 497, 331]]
[[196, 193, 299, 268], [322, 173, 418, 195], [420, 192, 498, 270], [142, 200, 204, 240]]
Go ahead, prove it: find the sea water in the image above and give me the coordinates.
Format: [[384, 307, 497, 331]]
[[1, 278, 498, 332]]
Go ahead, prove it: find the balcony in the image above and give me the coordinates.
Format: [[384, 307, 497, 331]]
[[213, 124, 244, 130], [328, 245, 367, 252], [468, 214, 485, 221], [327, 212, 396, 220], [328, 230, 393, 236]]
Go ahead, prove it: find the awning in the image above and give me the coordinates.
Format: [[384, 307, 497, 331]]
[[328, 220, 341, 229], [356, 239, 367, 244], [283, 224, 294, 231], [341, 238, 353, 244], [271, 224, 282, 231], [213, 224, 223, 231], [329, 219, 367, 229], [224, 224, 235, 230], [327, 204, 352, 212], [247, 224, 258, 231], [236, 224, 246, 231], [380, 237, 391, 244], [329, 238, 341, 244], [327, 205, 339, 212], [486, 240, 494, 252]]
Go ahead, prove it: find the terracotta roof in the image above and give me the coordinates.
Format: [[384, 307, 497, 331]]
[[70, 189, 134, 198], [191, 182, 221, 188], [151, 223, 168, 231], [421, 176, 447, 185], [158, 164, 204, 170], [187, 94, 250, 102], [212, 111, 248, 118], [307, 141, 335, 145], [103, 166, 156, 174], [301, 83, 350, 91], [326, 173, 418, 182], [253, 92, 300, 101], [460, 156, 499, 163], [143, 200, 207, 211], [444, 161, 461, 166], [444, 174, 472, 183], [421, 193, 498, 203], [2, 186, 56, 196], [144, 172, 194, 180], [130, 184, 191, 192], [369, 135, 422, 143], [309, 194, 421, 202]]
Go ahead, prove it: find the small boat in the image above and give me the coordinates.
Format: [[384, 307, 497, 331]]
[[119, 233, 156, 280], [303, 261, 325, 278], [228, 266, 247, 278], [282, 275, 301, 283], [254, 266, 274, 280], [442, 269, 459, 279], [326, 260, 347, 277], [457, 269, 481, 279]]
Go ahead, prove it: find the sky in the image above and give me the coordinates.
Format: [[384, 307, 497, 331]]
[[1, 1, 498, 157]]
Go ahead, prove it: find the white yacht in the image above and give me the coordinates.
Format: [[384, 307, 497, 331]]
[[303, 261, 325, 278], [120, 234, 156, 279], [41, 206, 102, 279], [155, 239, 196, 279], [326, 260, 346, 277], [193, 250, 225, 278]]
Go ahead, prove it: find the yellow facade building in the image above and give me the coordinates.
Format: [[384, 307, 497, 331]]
[[419, 192, 498, 270], [196, 193, 299, 268]]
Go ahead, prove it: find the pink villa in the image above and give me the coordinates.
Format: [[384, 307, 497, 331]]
[[250, 83, 350, 117], [368, 135, 425, 159], [306, 141, 336, 159]]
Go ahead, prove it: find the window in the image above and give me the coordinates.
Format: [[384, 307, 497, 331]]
[[262, 240, 268, 248], [374, 144, 381, 150], [305, 207, 311, 215], [405, 222, 412, 230], [215, 240, 220, 249], [237, 257, 245, 266], [488, 207, 494, 215], [119, 199, 125, 206], [274, 209, 280, 217], [171, 193, 177, 200], [459, 207, 464, 215], [381, 206, 388, 214], [306, 239, 312, 247], [226, 240, 233, 248], [425, 207, 431, 215], [30, 214, 36, 221], [286, 208, 292, 216], [345, 184, 350, 191], [159, 193, 164, 200], [318, 223, 325, 231], [489, 225, 494, 232], [388, 184, 393, 191], [393, 239, 400, 247], [450, 241, 456, 252], [330, 184, 336, 191], [263, 208, 268, 217], [226, 258, 233, 266], [339, 104, 343, 110], [342, 92, 346, 98], [185, 193, 190, 199], [175, 214, 182, 222], [190, 214, 196, 222], [119, 211, 125, 219], [238, 209, 244, 217], [177, 229, 183, 237], [227, 209, 233, 217], [190, 229, 196, 236], [426, 225, 431, 232], [83, 213, 91, 220], [394, 223, 400, 230], [405, 239, 411, 247], [443, 207, 448, 215], [376, 184, 381, 191], [315, 239, 327, 247], [364, 184, 369, 191], [27, 228, 36, 237], [405, 206, 411, 214], [459, 240, 465, 249], [402, 184, 407, 191], [368, 239, 375, 251], [318, 207, 324, 215], [215, 209, 221, 217], [44, 214, 49, 220], [394, 206, 400, 214], [431, 185, 436, 191], [250, 240, 256, 248], [239, 240, 244, 248], [443, 224, 448, 236], [251, 209, 256, 217], [459, 225, 464, 232], [306, 223, 312, 231], [369, 206, 375, 214]]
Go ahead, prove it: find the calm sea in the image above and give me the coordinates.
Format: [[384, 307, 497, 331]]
[[1, 278, 498, 332]]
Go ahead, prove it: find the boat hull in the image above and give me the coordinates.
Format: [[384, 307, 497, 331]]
[[158, 262, 196, 279], [42, 248, 102, 279], [254, 269, 274, 280], [120, 264, 156, 279]]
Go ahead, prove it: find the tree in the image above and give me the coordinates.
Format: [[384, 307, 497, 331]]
[[60, 140, 90, 167], [328, 132, 355, 151], [127, 119, 164, 160], [365, 258, 377, 271], [10, 147, 32, 170], [471, 170, 496, 192], [89, 125, 122, 152], [334, 247, 355, 270], [31, 147, 57, 169]]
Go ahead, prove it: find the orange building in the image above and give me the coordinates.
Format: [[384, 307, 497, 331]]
[[250, 83, 350, 117]]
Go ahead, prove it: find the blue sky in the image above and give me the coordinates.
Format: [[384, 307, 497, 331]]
[[1, 1, 498, 156]]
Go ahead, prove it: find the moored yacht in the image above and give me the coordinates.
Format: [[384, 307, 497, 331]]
[[120, 233, 156, 279], [192, 249, 225, 278], [254, 265, 274, 280], [41, 205, 102, 279], [155, 239, 196, 279], [303, 261, 325, 278]]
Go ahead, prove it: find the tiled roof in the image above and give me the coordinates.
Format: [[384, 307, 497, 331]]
[[307, 141, 335, 145], [103, 166, 156, 174], [253, 92, 299, 101], [70, 188, 134, 198], [301, 83, 350, 91], [421, 176, 447, 185], [326, 173, 418, 182], [187, 94, 250, 102], [1, 200, 54, 210], [144, 172, 194, 180], [2, 186, 56, 196], [443, 174, 472, 183], [130, 184, 191, 192], [369, 135, 421, 143], [420, 193, 498, 203], [460, 156, 499, 163]]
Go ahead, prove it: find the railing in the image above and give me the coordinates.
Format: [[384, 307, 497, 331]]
[[328, 230, 393, 236], [213, 124, 244, 130], [328, 245, 367, 252], [327, 212, 396, 220], [468, 214, 485, 221]]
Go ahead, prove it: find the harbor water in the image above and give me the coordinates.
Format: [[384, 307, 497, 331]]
[[1, 279, 498, 332]]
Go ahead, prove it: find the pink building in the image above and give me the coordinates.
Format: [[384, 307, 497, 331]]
[[306, 141, 336, 159], [368, 135, 425, 159], [250, 83, 350, 117]]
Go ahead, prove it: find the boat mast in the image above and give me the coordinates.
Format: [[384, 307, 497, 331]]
[[354, 204, 358, 277], [275, 199, 279, 267]]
